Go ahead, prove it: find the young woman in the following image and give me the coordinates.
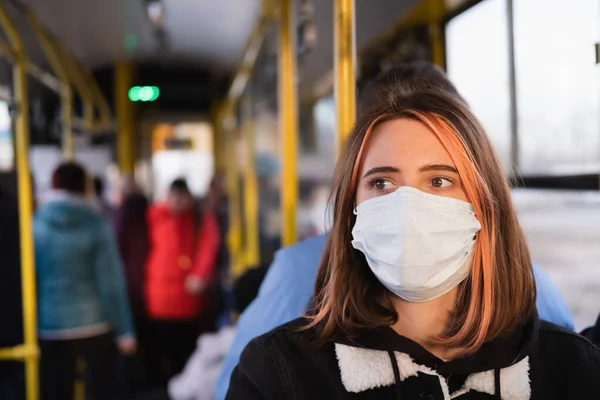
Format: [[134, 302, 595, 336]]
[[226, 66, 600, 399]]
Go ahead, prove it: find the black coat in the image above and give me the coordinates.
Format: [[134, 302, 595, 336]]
[[227, 316, 600, 399]]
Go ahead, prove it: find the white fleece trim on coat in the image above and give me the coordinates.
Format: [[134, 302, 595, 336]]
[[450, 357, 531, 400], [334, 343, 530, 400], [334, 344, 450, 398]]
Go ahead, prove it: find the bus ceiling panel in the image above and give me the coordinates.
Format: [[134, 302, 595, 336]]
[[20, 0, 261, 70], [162, 0, 262, 70], [21, 0, 157, 67], [0, 1, 46, 68], [298, 0, 420, 99]]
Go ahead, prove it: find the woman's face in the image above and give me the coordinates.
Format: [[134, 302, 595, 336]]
[[355, 118, 468, 206]]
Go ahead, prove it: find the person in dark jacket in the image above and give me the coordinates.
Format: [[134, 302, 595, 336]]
[[34, 162, 136, 400], [581, 312, 600, 346], [115, 178, 150, 319], [113, 178, 151, 394], [227, 64, 600, 399], [91, 175, 114, 220]]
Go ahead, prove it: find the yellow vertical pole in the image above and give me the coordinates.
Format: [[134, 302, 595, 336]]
[[83, 100, 94, 130], [225, 114, 243, 277], [427, 0, 446, 68], [62, 88, 74, 160], [73, 359, 85, 400], [54, 44, 96, 128], [242, 112, 260, 267], [334, 0, 356, 156], [13, 35, 39, 400], [0, 4, 39, 400], [278, 0, 298, 247], [81, 67, 112, 126], [115, 62, 135, 174], [212, 102, 227, 173]]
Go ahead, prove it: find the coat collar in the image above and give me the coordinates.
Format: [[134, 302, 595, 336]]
[[337, 313, 538, 376], [334, 343, 531, 399], [42, 189, 91, 208]]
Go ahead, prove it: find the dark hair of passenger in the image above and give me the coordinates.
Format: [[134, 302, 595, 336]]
[[306, 62, 535, 354], [93, 177, 104, 198], [51, 162, 87, 195], [357, 61, 467, 118], [170, 178, 190, 193]]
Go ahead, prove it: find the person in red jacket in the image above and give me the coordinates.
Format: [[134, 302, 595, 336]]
[[144, 178, 220, 386]]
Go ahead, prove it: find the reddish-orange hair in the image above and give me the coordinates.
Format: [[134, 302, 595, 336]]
[[306, 65, 535, 353]]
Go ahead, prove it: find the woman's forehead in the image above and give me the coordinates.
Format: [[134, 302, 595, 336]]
[[359, 118, 455, 171]]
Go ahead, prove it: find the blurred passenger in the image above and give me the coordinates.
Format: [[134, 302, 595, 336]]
[[114, 177, 151, 395], [168, 264, 269, 400], [34, 162, 136, 400], [205, 172, 231, 326], [227, 63, 600, 399], [114, 178, 150, 322], [145, 178, 220, 386], [215, 62, 575, 399], [297, 181, 320, 240], [581, 313, 600, 346], [0, 173, 24, 400], [90, 176, 113, 219], [297, 181, 331, 240]]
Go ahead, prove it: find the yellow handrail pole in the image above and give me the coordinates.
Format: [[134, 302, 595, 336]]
[[0, 4, 39, 400], [0, 38, 65, 95], [334, 0, 356, 156], [26, 12, 74, 159], [211, 102, 227, 173], [242, 117, 260, 268], [0, 344, 38, 360], [54, 43, 96, 129], [73, 359, 85, 400], [114, 62, 135, 174], [62, 88, 74, 159], [224, 112, 244, 278], [59, 86, 74, 160], [226, 0, 275, 105], [81, 67, 113, 125], [278, 0, 299, 247], [427, 0, 446, 68]]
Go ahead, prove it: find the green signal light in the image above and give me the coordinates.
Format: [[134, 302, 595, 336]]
[[128, 86, 160, 102], [149, 87, 160, 101], [128, 86, 140, 101]]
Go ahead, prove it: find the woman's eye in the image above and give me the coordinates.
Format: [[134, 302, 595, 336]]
[[431, 177, 452, 188], [370, 178, 393, 191]]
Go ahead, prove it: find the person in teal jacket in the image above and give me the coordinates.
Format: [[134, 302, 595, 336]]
[[34, 162, 136, 400]]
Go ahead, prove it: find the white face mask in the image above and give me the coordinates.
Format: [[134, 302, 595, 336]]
[[351, 186, 481, 302]]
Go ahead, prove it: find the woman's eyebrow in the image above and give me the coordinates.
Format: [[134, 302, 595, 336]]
[[362, 166, 400, 179], [419, 164, 459, 174]]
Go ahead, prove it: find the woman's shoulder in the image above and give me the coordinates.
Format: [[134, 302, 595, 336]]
[[537, 320, 600, 358], [249, 317, 326, 351], [229, 318, 339, 399], [533, 320, 600, 379]]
